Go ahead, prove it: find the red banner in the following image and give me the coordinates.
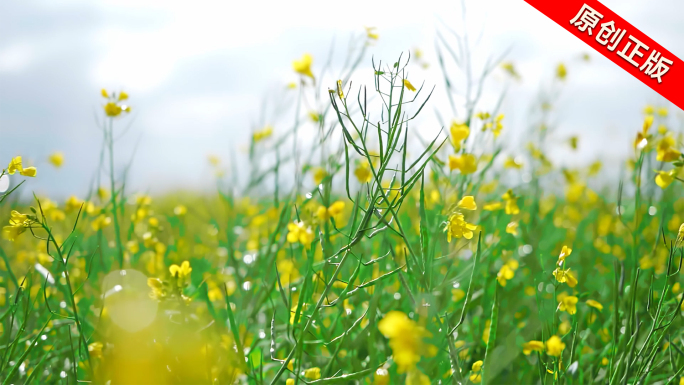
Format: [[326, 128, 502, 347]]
[[524, 0, 683, 111]]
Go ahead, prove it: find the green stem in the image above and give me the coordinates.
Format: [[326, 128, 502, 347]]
[[107, 118, 125, 268]]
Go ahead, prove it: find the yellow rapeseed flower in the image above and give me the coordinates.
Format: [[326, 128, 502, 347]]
[[406, 369, 431, 385], [7, 156, 37, 177], [506, 222, 518, 236], [365, 26, 379, 40], [91, 214, 112, 231], [492, 114, 504, 138], [2, 211, 34, 241], [403, 79, 416, 92], [48, 152, 64, 168], [586, 299, 603, 311], [304, 367, 321, 380], [556, 63, 567, 80], [545, 335, 565, 357], [354, 160, 372, 183], [104, 101, 131, 117], [553, 267, 578, 288], [317, 201, 345, 221], [377, 311, 436, 373], [501, 62, 521, 79], [483, 202, 502, 211], [502, 189, 519, 215], [558, 295, 578, 315], [655, 169, 677, 189], [504, 156, 523, 169], [448, 154, 477, 174], [469, 359, 483, 383], [313, 167, 327, 185], [522, 340, 544, 355], [558, 245, 572, 263], [444, 212, 477, 242], [65, 196, 83, 212], [286, 221, 315, 248], [336, 79, 344, 99], [497, 264, 515, 287], [293, 54, 314, 79], [253, 126, 273, 142], [656, 136, 681, 162], [374, 368, 390, 385], [174, 205, 187, 216], [450, 121, 469, 150], [88, 342, 104, 359], [456, 196, 477, 210], [169, 260, 192, 279]]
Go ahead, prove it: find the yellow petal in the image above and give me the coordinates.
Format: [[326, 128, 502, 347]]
[[457, 196, 477, 210]]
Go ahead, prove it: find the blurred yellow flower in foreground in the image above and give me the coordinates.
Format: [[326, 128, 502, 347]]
[[48, 152, 64, 168], [378, 311, 436, 373], [293, 53, 314, 79]]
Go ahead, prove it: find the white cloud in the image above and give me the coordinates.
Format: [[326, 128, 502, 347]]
[[0, 43, 34, 73]]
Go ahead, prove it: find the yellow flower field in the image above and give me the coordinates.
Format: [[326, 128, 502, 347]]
[[2, 27, 684, 385]]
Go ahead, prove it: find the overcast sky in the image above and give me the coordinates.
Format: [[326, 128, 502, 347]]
[[1, 0, 682, 199]]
